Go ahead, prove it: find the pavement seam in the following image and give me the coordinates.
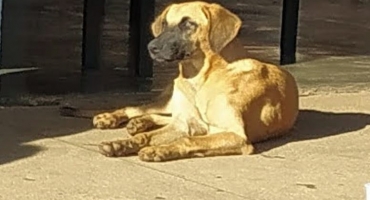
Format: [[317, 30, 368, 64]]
[[41, 134, 252, 199]]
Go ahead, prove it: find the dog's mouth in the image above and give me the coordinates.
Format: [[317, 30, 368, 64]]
[[151, 52, 192, 63], [154, 57, 176, 63]]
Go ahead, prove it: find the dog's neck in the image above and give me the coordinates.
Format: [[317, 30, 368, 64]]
[[178, 53, 205, 79], [178, 38, 247, 79], [178, 50, 227, 81]]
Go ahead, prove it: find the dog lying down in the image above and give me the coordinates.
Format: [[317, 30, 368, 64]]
[[60, 1, 299, 162]]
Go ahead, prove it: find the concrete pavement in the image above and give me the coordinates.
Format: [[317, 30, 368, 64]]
[[1, 92, 370, 200]]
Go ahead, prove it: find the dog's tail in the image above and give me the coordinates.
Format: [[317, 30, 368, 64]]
[[59, 106, 103, 119]]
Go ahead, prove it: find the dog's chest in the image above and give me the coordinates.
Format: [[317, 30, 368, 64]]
[[194, 79, 229, 122], [174, 75, 229, 124]]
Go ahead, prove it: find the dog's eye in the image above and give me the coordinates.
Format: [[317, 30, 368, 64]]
[[178, 17, 198, 32]]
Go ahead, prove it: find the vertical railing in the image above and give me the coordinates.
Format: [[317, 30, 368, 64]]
[[82, 0, 106, 71], [127, 0, 155, 78], [0, 0, 3, 68], [280, 0, 300, 65], [0, 0, 30, 96]]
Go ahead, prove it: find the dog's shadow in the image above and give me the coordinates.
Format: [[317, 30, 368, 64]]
[[255, 109, 370, 153]]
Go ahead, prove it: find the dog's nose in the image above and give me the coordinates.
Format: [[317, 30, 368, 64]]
[[148, 41, 160, 55]]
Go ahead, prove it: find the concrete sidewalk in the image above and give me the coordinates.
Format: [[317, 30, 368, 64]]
[[0, 92, 369, 200]]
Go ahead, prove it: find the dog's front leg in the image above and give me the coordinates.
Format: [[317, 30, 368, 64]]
[[138, 132, 254, 162], [93, 86, 174, 129], [125, 114, 172, 136], [59, 84, 174, 129]]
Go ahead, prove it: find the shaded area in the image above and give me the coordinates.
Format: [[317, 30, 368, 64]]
[[0, 0, 369, 96], [256, 109, 370, 153], [0, 92, 159, 165], [0, 107, 92, 165]]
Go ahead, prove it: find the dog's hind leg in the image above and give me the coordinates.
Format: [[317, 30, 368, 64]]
[[138, 132, 254, 162]]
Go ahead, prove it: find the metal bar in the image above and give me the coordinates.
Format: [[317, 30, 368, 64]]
[[82, 0, 106, 71], [0, 0, 4, 67], [127, 0, 155, 78], [0, 0, 4, 93], [280, 0, 300, 65]]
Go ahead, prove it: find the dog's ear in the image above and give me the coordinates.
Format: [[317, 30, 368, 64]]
[[202, 4, 242, 52], [151, 5, 173, 37]]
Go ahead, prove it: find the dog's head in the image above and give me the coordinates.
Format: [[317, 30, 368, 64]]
[[147, 2, 241, 63]]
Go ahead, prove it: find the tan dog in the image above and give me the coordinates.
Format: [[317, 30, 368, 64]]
[[93, 2, 299, 161], [60, 1, 249, 133]]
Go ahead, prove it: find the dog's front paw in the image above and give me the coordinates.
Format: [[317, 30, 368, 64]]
[[93, 112, 128, 129], [126, 116, 155, 135]]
